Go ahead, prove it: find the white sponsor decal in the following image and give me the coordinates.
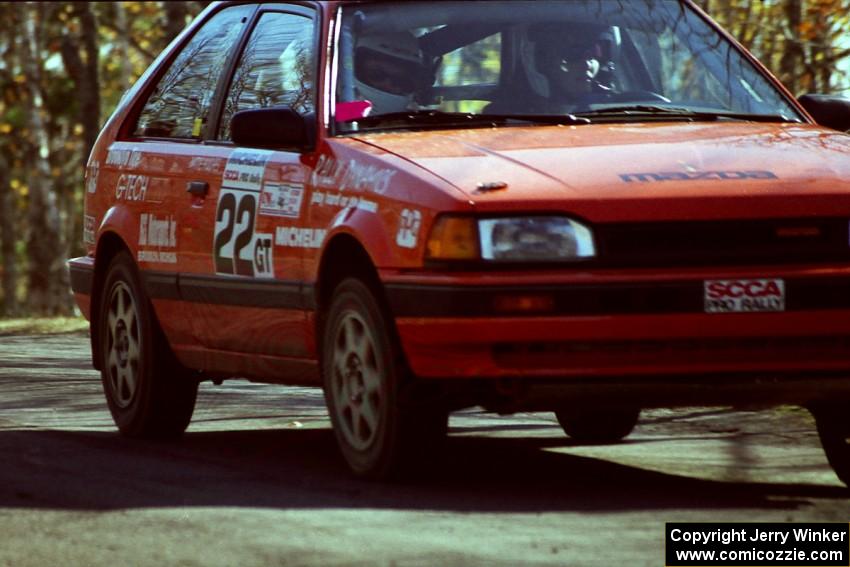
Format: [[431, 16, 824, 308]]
[[86, 161, 100, 194], [259, 182, 305, 218], [275, 227, 327, 249], [83, 215, 96, 244], [138, 250, 177, 264], [309, 155, 395, 194], [309, 191, 378, 212], [106, 147, 142, 168], [188, 156, 221, 173], [214, 149, 274, 277], [139, 213, 177, 248], [704, 278, 785, 313], [222, 150, 272, 191], [116, 173, 149, 201], [396, 208, 422, 249]]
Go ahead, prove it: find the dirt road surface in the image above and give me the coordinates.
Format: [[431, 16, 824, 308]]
[[0, 332, 847, 566]]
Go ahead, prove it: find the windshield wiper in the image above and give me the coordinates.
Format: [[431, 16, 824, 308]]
[[344, 110, 590, 129], [574, 105, 800, 124]]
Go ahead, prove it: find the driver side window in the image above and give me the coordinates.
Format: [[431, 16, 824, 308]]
[[218, 12, 316, 141], [134, 5, 253, 139]]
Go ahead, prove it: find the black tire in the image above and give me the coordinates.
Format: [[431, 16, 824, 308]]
[[554, 407, 640, 444], [811, 405, 850, 487], [98, 251, 198, 438], [322, 278, 447, 479]]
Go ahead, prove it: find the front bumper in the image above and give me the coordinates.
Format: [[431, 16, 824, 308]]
[[385, 265, 850, 389]]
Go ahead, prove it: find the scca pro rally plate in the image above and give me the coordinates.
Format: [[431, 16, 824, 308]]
[[704, 278, 785, 313]]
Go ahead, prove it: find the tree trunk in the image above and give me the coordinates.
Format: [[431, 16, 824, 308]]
[[0, 156, 18, 317], [113, 2, 133, 93], [20, 3, 72, 315], [780, 0, 804, 94], [61, 2, 100, 164], [60, 2, 101, 262], [163, 2, 189, 45]]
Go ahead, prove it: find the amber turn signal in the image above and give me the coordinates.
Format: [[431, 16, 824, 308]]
[[425, 216, 479, 260]]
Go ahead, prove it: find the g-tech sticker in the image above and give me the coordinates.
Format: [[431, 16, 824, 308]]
[[620, 170, 777, 183], [213, 149, 274, 278], [115, 173, 149, 201], [396, 208, 422, 249], [259, 182, 304, 218], [704, 278, 785, 313]]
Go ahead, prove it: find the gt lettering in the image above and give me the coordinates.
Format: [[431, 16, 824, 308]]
[[253, 234, 274, 277]]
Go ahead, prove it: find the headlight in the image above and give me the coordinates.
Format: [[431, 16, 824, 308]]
[[426, 215, 595, 262]]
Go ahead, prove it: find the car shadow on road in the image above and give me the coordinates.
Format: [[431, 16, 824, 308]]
[[0, 426, 845, 513]]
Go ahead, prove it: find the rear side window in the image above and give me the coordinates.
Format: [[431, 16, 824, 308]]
[[218, 11, 316, 141], [134, 5, 254, 139]]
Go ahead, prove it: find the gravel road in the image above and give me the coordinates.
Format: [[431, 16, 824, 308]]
[[0, 332, 846, 567]]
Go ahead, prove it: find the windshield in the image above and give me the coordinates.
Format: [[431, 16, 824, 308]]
[[334, 0, 802, 132]]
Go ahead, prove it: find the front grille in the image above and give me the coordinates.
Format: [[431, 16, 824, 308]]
[[596, 218, 850, 267]]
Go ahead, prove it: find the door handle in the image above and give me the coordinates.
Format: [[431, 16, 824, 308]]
[[187, 181, 209, 196]]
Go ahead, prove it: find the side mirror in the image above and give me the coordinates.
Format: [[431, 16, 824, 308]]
[[231, 107, 314, 150], [798, 94, 850, 133]]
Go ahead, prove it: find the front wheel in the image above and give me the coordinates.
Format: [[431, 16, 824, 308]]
[[554, 407, 640, 444], [811, 405, 850, 487], [322, 278, 447, 478], [98, 251, 198, 438]]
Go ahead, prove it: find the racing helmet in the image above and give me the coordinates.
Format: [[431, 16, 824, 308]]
[[522, 23, 619, 99], [354, 31, 425, 113]]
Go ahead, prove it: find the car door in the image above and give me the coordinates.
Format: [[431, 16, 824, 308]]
[[180, 4, 320, 361], [123, 3, 256, 352]]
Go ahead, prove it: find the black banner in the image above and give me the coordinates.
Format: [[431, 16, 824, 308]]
[[666, 523, 849, 566]]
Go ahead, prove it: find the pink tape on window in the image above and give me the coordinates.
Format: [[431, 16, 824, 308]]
[[336, 100, 373, 122]]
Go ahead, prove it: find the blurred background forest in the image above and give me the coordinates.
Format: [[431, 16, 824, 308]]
[[0, 0, 848, 317]]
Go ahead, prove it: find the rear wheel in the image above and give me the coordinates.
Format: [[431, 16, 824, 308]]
[[98, 251, 198, 438], [322, 278, 447, 478], [554, 407, 640, 443], [811, 404, 850, 487]]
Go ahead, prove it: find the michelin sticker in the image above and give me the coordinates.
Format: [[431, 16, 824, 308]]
[[396, 208, 422, 249], [275, 227, 327, 249], [213, 149, 275, 278], [260, 182, 305, 218]]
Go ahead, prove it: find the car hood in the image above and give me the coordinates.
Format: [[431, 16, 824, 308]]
[[353, 122, 850, 222]]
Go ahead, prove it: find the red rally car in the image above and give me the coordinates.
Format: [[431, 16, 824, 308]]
[[68, 0, 850, 481]]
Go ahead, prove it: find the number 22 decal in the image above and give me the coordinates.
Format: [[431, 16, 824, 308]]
[[214, 190, 274, 278], [214, 192, 257, 275], [213, 149, 274, 278]]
